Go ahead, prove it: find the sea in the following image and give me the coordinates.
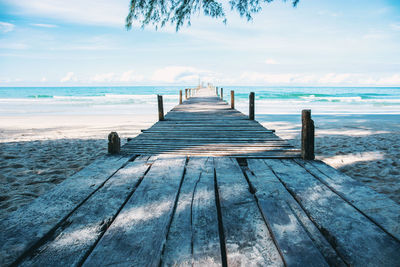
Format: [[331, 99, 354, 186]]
[[0, 86, 399, 116]]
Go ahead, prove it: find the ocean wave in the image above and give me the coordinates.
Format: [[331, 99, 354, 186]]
[[27, 95, 54, 99]]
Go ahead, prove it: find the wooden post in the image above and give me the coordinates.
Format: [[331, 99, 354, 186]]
[[108, 132, 120, 154], [179, 90, 182, 104], [231, 90, 235, 109], [158, 94, 164, 121], [220, 88, 223, 100], [185, 89, 188, 100], [301, 109, 315, 160], [249, 92, 255, 120], [216, 87, 218, 96]]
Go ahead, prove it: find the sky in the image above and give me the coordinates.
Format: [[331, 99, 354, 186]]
[[0, 0, 399, 87]]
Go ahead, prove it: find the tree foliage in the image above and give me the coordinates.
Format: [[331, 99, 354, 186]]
[[126, 0, 299, 31]]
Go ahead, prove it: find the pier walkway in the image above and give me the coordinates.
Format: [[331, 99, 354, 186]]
[[123, 88, 299, 157], [1, 88, 400, 266]]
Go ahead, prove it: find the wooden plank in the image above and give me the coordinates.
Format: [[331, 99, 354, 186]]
[[258, 199, 329, 267], [295, 159, 400, 242], [125, 146, 298, 152], [0, 155, 130, 266], [123, 148, 300, 153], [131, 137, 283, 141], [161, 157, 222, 266], [126, 141, 291, 146], [18, 156, 152, 266], [142, 130, 273, 133], [123, 151, 299, 157], [213, 157, 283, 266], [264, 159, 400, 266], [150, 124, 263, 127], [82, 155, 187, 266], [153, 121, 261, 125], [246, 159, 343, 266]]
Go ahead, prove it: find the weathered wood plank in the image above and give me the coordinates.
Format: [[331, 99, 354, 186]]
[[258, 199, 329, 267], [125, 146, 298, 152], [295, 159, 400, 242], [123, 152, 299, 157], [19, 156, 152, 266], [131, 137, 283, 141], [0, 155, 130, 266], [126, 141, 291, 146], [214, 157, 283, 266], [82, 155, 187, 266], [161, 157, 222, 266], [142, 130, 273, 133], [246, 159, 345, 266], [264, 159, 400, 266], [191, 158, 222, 266]]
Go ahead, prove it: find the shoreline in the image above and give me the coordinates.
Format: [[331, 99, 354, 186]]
[[1, 113, 399, 221]]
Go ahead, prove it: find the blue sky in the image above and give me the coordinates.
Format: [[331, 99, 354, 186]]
[[0, 0, 399, 86]]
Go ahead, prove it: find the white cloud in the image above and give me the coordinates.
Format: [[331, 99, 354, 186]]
[[0, 43, 28, 50], [236, 71, 400, 86], [91, 72, 116, 82], [3, 0, 126, 26], [50, 35, 116, 51], [90, 70, 144, 83], [60, 72, 76, 82], [152, 66, 212, 83], [120, 70, 144, 82], [374, 74, 400, 85], [265, 59, 278, 65], [390, 23, 400, 31], [318, 73, 355, 84], [239, 72, 299, 83], [0, 22, 15, 33], [31, 23, 58, 28], [40, 77, 47, 82]]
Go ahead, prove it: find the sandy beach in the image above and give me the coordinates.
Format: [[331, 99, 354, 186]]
[[1, 113, 399, 221], [0, 115, 156, 220]]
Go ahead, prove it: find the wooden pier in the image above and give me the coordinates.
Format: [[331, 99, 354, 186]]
[[124, 88, 299, 158], [1, 87, 399, 266]]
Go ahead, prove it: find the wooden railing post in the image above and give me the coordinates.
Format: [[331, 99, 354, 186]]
[[301, 109, 315, 160], [231, 90, 235, 109], [108, 132, 120, 154], [216, 87, 218, 96], [158, 94, 164, 121], [179, 90, 182, 104], [249, 92, 255, 120], [185, 89, 188, 100], [220, 88, 223, 100]]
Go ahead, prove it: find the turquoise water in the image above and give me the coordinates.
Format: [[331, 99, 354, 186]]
[[0, 86, 399, 115]]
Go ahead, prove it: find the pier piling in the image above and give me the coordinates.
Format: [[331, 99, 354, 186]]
[[220, 88, 223, 100], [179, 90, 182, 104], [249, 92, 255, 120], [158, 95, 164, 121], [301, 109, 315, 160], [108, 132, 120, 154], [231, 90, 235, 109]]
